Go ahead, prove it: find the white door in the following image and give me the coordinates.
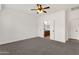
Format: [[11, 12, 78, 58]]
[[50, 19, 55, 40]]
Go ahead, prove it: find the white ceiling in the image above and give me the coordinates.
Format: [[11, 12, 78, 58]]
[[4, 4, 79, 14]]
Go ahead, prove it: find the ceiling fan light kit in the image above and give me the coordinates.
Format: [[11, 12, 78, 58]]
[[37, 10, 43, 13]]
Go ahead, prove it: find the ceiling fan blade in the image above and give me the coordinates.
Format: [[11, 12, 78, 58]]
[[44, 7, 50, 9], [37, 4, 42, 8], [31, 9, 38, 10], [37, 4, 40, 6], [43, 11, 47, 13]]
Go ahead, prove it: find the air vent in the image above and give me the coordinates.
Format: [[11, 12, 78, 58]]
[[71, 6, 79, 11]]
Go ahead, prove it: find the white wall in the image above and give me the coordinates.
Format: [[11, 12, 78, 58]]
[[38, 10, 66, 42], [65, 10, 71, 41], [54, 10, 66, 42], [69, 9, 79, 40], [0, 7, 38, 45]]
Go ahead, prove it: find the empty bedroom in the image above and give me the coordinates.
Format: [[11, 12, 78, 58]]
[[0, 4, 79, 55]]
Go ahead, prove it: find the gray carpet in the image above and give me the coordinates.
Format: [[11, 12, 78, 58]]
[[0, 37, 79, 55]]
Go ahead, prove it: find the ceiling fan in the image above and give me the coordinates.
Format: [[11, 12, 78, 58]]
[[31, 4, 50, 14]]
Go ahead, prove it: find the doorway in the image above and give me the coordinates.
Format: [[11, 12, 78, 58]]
[[43, 21, 50, 39], [44, 30, 50, 39], [43, 20, 55, 40]]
